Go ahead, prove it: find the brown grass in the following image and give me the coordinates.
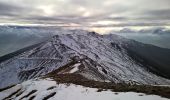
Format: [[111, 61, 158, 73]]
[[2, 88, 21, 100], [0, 84, 16, 92], [42, 92, 56, 100], [28, 95, 36, 100], [19, 90, 37, 100], [47, 86, 56, 90]]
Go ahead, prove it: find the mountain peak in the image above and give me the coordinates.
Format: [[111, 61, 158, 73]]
[[0, 30, 170, 88]]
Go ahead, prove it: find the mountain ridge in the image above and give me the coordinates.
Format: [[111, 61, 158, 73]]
[[0, 30, 170, 88]]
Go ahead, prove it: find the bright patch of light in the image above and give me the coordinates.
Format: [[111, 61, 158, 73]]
[[38, 5, 54, 16], [78, 7, 86, 12], [89, 27, 119, 34], [82, 11, 91, 17]]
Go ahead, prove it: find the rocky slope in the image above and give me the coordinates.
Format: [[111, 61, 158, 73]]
[[0, 30, 170, 88]]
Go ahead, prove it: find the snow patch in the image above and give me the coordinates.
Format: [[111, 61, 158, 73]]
[[69, 63, 81, 73], [0, 79, 169, 100]]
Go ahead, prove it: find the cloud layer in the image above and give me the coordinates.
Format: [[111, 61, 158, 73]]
[[0, 0, 170, 29]]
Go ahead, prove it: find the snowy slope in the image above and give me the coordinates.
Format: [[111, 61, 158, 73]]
[[0, 30, 170, 88], [0, 78, 169, 100]]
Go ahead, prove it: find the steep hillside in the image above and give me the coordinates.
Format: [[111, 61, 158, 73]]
[[0, 30, 170, 88]]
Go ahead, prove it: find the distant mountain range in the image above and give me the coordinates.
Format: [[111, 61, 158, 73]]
[[111, 27, 170, 35], [1, 26, 170, 57]]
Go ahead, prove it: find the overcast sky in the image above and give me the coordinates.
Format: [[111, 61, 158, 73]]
[[0, 0, 170, 32]]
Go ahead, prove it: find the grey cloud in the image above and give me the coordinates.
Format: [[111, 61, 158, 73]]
[[13, 15, 170, 28], [0, 0, 170, 28], [86, 22, 170, 28], [0, 2, 22, 16], [0, 2, 43, 18], [145, 9, 170, 19]]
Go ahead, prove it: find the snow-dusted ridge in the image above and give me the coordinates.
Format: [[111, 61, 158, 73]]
[[0, 30, 170, 88], [0, 78, 169, 100]]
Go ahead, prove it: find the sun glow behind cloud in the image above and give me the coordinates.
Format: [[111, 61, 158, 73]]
[[37, 6, 55, 16]]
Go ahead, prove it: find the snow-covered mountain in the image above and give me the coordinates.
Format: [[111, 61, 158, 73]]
[[0, 25, 73, 57], [0, 30, 170, 88]]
